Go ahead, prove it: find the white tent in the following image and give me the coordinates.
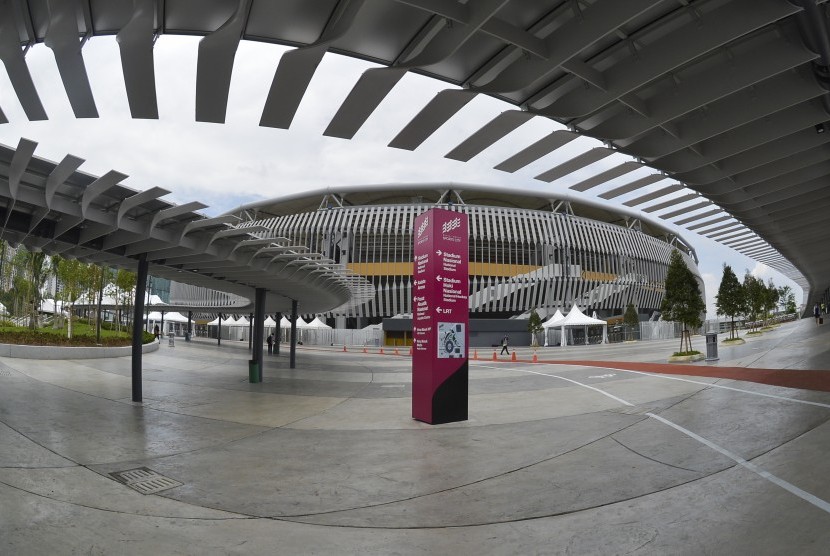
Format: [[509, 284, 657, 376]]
[[234, 316, 250, 327], [542, 309, 565, 346], [147, 311, 189, 323], [542, 309, 565, 328], [555, 305, 608, 346], [307, 316, 332, 329], [295, 317, 312, 328], [279, 316, 292, 328], [263, 316, 277, 327], [39, 298, 65, 314]]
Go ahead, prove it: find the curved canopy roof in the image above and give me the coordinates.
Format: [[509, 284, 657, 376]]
[[0, 0, 824, 301], [0, 138, 373, 314]]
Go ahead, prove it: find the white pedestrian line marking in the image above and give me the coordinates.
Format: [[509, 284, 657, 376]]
[[542, 362, 830, 410], [476, 363, 830, 516]]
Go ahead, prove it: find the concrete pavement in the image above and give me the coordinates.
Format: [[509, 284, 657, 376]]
[[2, 318, 830, 554]]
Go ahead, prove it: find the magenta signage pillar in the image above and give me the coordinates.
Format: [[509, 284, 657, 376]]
[[412, 208, 469, 424]]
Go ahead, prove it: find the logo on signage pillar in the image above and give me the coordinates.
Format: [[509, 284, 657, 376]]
[[442, 217, 461, 234], [417, 217, 430, 239]]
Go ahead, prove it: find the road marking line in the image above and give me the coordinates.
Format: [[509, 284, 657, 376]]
[[538, 363, 830, 410], [477, 363, 830, 515]]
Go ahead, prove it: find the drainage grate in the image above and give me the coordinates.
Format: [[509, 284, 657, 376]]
[[109, 467, 183, 495], [0, 370, 10, 377]]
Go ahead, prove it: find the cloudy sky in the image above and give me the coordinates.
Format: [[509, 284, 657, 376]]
[[0, 35, 803, 318]]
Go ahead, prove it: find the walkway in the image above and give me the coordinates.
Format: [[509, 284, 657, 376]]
[[2, 318, 830, 554]]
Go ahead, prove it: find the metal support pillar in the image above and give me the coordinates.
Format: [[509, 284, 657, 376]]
[[248, 312, 253, 350], [253, 290, 265, 380], [187, 311, 192, 340], [131, 254, 149, 403], [274, 312, 281, 355], [290, 300, 297, 369], [218, 313, 222, 345]]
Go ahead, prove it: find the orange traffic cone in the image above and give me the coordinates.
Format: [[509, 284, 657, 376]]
[[363, 346, 367, 354], [492, 351, 497, 361], [511, 351, 517, 362], [473, 349, 478, 360], [394, 348, 400, 356], [343, 345, 347, 352], [409, 346, 413, 355], [379, 347, 384, 354], [532, 353, 538, 363]]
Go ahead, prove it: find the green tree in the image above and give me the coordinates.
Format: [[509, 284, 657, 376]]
[[527, 309, 543, 347], [779, 285, 797, 314], [12, 247, 48, 329], [743, 273, 764, 331], [660, 249, 705, 354], [115, 269, 136, 331], [715, 264, 744, 340], [55, 258, 89, 338], [762, 279, 779, 327], [623, 302, 639, 341]]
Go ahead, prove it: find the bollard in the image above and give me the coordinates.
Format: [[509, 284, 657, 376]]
[[511, 351, 517, 361]]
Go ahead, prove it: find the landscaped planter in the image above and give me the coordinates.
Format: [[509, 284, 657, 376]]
[[0, 341, 159, 359], [722, 338, 746, 346], [668, 353, 704, 363]]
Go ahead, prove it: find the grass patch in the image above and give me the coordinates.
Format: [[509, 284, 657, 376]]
[[672, 350, 701, 357], [0, 321, 154, 346]]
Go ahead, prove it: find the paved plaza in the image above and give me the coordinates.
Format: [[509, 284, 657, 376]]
[[2, 318, 830, 554]]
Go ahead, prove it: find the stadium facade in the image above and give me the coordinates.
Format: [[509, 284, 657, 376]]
[[220, 184, 703, 325]]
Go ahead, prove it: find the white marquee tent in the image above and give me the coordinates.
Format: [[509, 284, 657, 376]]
[[545, 305, 608, 346]]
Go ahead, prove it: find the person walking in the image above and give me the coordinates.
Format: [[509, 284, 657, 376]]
[[267, 332, 274, 354], [500, 335, 510, 355], [815, 303, 822, 325]]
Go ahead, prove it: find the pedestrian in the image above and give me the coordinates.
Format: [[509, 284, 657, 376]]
[[267, 332, 274, 354], [815, 303, 822, 325], [153, 324, 160, 341], [500, 335, 509, 355]]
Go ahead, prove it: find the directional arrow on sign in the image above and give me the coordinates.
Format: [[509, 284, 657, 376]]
[[436, 275, 442, 282], [436, 250, 442, 256]]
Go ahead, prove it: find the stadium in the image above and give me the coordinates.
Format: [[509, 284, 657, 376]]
[[221, 184, 703, 328]]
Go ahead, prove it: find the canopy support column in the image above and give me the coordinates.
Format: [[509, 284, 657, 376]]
[[290, 300, 297, 369], [253, 289, 265, 381], [131, 254, 148, 403], [248, 312, 253, 350], [274, 312, 281, 355]]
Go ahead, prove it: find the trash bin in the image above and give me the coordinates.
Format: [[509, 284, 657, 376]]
[[248, 359, 260, 383], [184, 332, 191, 342], [705, 332, 718, 361], [168, 332, 175, 347]]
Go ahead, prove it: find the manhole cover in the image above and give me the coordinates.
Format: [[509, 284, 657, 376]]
[[109, 467, 182, 495]]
